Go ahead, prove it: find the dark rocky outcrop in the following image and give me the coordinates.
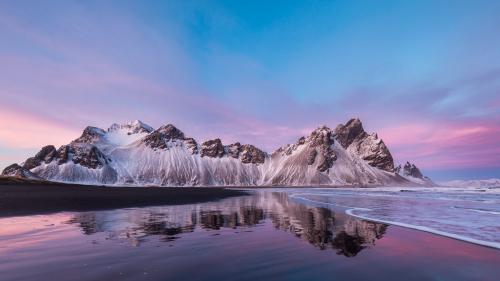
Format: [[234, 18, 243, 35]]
[[227, 143, 242, 159], [201, 139, 225, 158], [1, 163, 40, 179], [142, 124, 198, 154], [334, 118, 366, 148], [56, 145, 72, 164], [70, 145, 111, 169], [72, 126, 106, 144], [184, 138, 198, 154], [307, 126, 337, 172], [23, 145, 57, 170], [398, 161, 424, 178], [156, 124, 185, 139], [51, 144, 111, 169], [142, 124, 185, 150], [240, 144, 266, 164], [335, 118, 394, 172], [317, 145, 337, 172], [307, 149, 317, 165]]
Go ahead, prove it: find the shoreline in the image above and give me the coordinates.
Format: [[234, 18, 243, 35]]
[[0, 177, 249, 217], [289, 191, 500, 250], [2, 177, 496, 252], [345, 208, 500, 250]]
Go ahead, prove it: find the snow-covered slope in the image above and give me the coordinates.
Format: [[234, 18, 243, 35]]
[[2, 118, 433, 187]]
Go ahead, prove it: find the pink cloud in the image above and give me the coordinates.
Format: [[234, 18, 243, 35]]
[[378, 121, 500, 169], [0, 107, 80, 149]]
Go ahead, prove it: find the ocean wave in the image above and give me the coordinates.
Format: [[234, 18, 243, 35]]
[[288, 192, 500, 250], [451, 206, 500, 215], [346, 208, 500, 250]]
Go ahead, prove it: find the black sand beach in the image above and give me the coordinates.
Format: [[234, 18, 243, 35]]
[[0, 177, 248, 217], [0, 188, 498, 281]]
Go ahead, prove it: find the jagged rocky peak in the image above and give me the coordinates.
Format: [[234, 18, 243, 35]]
[[1, 163, 40, 179], [108, 120, 153, 135], [354, 133, 394, 172], [200, 138, 266, 164], [142, 124, 185, 149], [156, 124, 185, 139], [227, 142, 241, 158], [396, 161, 424, 179], [334, 118, 366, 148], [306, 126, 337, 172], [201, 139, 225, 158], [23, 145, 57, 170], [39, 143, 110, 169], [272, 126, 337, 172], [335, 118, 394, 172], [73, 126, 106, 144], [141, 123, 198, 154], [240, 144, 266, 164], [308, 125, 335, 147]]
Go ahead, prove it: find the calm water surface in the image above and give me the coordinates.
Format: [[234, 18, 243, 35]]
[[0, 189, 499, 281]]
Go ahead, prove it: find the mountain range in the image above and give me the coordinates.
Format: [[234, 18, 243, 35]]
[[2, 118, 433, 187]]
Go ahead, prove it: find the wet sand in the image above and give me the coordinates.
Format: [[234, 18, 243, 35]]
[[0, 177, 248, 217]]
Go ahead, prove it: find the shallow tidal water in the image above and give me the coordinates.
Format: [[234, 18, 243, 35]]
[[0, 188, 499, 281]]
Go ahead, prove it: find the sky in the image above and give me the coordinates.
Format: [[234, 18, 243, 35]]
[[0, 0, 499, 181]]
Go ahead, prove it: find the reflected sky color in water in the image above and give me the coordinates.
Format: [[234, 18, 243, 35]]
[[286, 186, 500, 248], [0, 190, 499, 281]]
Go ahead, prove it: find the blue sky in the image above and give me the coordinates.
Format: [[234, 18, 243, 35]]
[[0, 0, 499, 180]]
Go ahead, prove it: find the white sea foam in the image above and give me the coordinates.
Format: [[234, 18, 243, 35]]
[[285, 188, 500, 249], [346, 208, 500, 250]]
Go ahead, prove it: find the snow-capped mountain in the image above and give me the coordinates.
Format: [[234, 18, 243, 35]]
[[395, 161, 435, 186], [2, 118, 433, 187]]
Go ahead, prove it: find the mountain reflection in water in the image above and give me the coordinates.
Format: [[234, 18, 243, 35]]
[[66, 191, 386, 257]]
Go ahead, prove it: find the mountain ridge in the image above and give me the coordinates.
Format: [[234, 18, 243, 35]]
[[2, 118, 433, 187]]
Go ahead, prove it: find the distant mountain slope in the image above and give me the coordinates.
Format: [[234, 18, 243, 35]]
[[2, 118, 432, 187]]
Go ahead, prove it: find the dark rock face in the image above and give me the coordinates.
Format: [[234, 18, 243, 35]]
[[23, 145, 57, 170], [156, 124, 185, 139], [227, 143, 241, 159], [142, 124, 194, 151], [334, 118, 366, 149], [240, 145, 266, 164], [2, 164, 24, 176], [142, 131, 169, 149], [201, 139, 225, 158], [184, 138, 198, 154], [71, 145, 110, 169], [56, 145, 71, 164], [1, 163, 40, 179], [310, 126, 334, 147], [73, 126, 106, 144], [308, 127, 337, 172], [54, 144, 110, 169], [335, 119, 394, 172], [317, 146, 337, 172], [19, 142, 110, 172], [307, 149, 317, 165], [354, 134, 394, 172]]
